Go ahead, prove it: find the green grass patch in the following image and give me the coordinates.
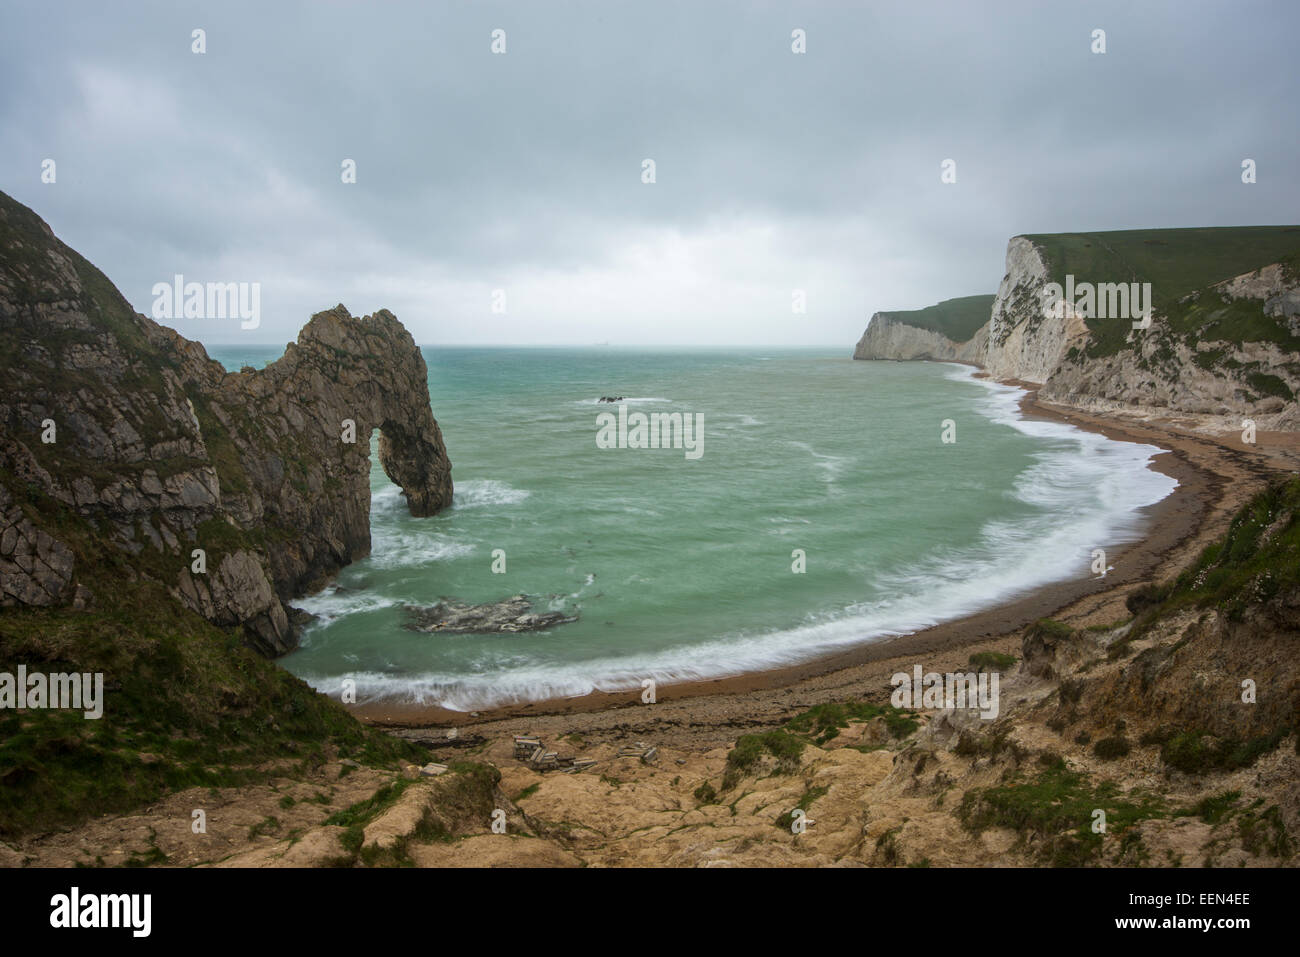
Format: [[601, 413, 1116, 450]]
[[1246, 371, 1294, 401], [1175, 790, 1241, 825], [1237, 804, 1292, 858], [693, 781, 718, 805], [722, 730, 806, 789], [1160, 728, 1291, 775], [784, 700, 919, 745], [959, 764, 1167, 865], [1021, 226, 1300, 359], [969, 651, 1018, 672], [874, 294, 995, 342], [1093, 736, 1132, 761], [324, 778, 414, 829]]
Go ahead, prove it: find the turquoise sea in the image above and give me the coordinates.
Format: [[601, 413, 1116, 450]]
[[206, 346, 1177, 711]]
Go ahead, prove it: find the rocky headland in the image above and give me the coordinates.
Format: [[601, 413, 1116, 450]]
[[855, 226, 1300, 433], [0, 189, 452, 656]]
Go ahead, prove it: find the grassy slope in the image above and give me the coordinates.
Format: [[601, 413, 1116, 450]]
[[0, 191, 424, 838], [877, 294, 995, 342], [1022, 226, 1300, 358], [0, 453, 425, 840], [1133, 475, 1300, 628], [941, 480, 1300, 865]]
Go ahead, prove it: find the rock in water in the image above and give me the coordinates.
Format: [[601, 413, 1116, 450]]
[[0, 189, 453, 655], [404, 594, 578, 634]]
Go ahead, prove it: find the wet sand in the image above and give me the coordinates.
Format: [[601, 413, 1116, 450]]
[[354, 380, 1299, 745]]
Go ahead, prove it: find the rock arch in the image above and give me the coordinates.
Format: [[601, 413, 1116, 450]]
[[214, 305, 454, 600]]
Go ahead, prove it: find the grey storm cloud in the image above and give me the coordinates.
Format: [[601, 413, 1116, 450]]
[[0, 0, 1296, 346]]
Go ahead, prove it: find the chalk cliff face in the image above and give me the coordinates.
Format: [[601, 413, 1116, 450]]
[[853, 314, 986, 362], [854, 231, 1300, 428], [982, 236, 1091, 384], [1040, 263, 1300, 430], [0, 190, 452, 655]]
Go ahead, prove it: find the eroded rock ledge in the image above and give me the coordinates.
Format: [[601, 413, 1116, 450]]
[[0, 190, 452, 655]]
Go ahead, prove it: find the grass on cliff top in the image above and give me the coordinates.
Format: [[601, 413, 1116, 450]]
[[1021, 226, 1300, 358], [1128, 476, 1300, 636], [875, 294, 995, 343], [1024, 226, 1300, 306]]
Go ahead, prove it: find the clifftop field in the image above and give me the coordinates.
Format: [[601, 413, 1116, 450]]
[[1023, 226, 1300, 307], [872, 294, 996, 343]]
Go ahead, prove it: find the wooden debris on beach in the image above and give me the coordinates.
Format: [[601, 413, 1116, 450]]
[[514, 736, 542, 759], [616, 742, 659, 764], [529, 747, 559, 770], [514, 734, 598, 773]]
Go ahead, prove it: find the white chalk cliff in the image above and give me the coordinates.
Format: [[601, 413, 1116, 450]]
[[854, 234, 1300, 430]]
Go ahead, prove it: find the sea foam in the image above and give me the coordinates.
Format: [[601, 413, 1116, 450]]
[[299, 368, 1179, 712]]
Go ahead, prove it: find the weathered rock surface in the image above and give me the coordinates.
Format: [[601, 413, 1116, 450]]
[[854, 231, 1300, 430], [983, 235, 1092, 383], [1040, 263, 1300, 430], [0, 189, 452, 654], [855, 314, 960, 361], [405, 594, 579, 634]]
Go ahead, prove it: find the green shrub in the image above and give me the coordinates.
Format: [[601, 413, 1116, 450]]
[[1161, 728, 1291, 775], [1093, 736, 1131, 761], [969, 651, 1017, 672], [722, 730, 805, 789]]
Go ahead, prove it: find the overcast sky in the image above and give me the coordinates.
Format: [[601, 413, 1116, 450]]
[[1, 1, 1296, 347]]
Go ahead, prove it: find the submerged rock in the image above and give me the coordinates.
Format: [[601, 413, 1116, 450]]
[[404, 594, 578, 634]]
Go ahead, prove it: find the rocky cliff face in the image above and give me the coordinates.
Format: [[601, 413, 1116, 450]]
[[853, 313, 986, 362], [0, 190, 452, 655], [854, 231, 1300, 428], [1040, 262, 1300, 430], [982, 236, 1092, 383]]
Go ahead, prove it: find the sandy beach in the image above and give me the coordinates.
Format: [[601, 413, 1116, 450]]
[[355, 379, 1300, 753]]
